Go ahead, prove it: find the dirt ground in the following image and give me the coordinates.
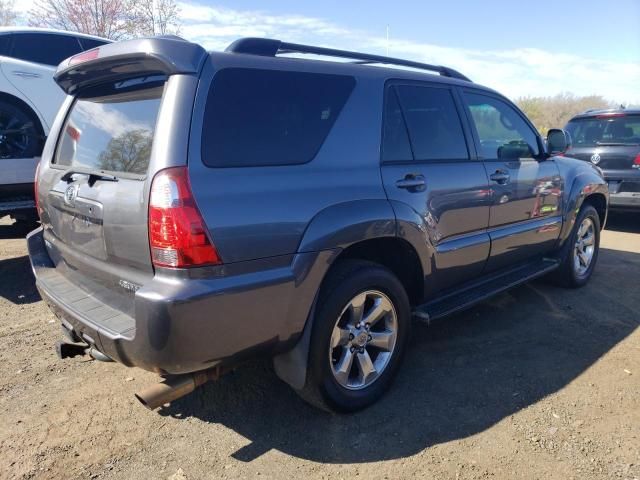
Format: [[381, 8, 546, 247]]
[[0, 213, 638, 480]]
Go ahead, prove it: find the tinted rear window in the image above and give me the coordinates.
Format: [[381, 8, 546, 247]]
[[54, 84, 164, 175], [202, 68, 355, 167], [79, 38, 108, 50], [12, 33, 82, 66], [395, 85, 469, 161], [566, 115, 640, 147]]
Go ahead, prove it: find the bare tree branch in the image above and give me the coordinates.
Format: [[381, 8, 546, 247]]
[[0, 0, 17, 26]]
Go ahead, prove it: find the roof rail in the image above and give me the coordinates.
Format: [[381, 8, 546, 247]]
[[225, 37, 471, 82]]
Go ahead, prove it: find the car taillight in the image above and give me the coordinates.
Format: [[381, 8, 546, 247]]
[[634, 153, 640, 169], [149, 167, 221, 268], [34, 162, 40, 219]]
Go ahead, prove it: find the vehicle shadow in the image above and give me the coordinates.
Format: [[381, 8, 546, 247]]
[[159, 247, 639, 464], [0, 255, 40, 304], [605, 211, 640, 234], [0, 221, 37, 240]]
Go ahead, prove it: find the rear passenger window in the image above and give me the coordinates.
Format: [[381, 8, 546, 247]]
[[202, 68, 355, 167], [395, 85, 469, 161], [382, 87, 413, 162], [11, 33, 82, 66]]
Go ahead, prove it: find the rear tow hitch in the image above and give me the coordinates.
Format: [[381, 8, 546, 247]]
[[55, 340, 113, 362]]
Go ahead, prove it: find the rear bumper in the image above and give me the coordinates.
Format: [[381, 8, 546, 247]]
[[28, 227, 328, 375], [0, 183, 36, 218], [604, 171, 640, 210]]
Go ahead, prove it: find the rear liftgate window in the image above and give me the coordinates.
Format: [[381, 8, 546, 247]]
[[54, 80, 165, 175], [202, 68, 356, 167]]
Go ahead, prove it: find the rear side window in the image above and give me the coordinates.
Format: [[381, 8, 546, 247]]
[[465, 92, 540, 159], [566, 115, 640, 147], [202, 68, 355, 167], [79, 38, 108, 51], [381, 87, 413, 162], [394, 85, 469, 161], [11, 33, 82, 66], [0, 34, 11, 56], [54, 84, 164, 175]]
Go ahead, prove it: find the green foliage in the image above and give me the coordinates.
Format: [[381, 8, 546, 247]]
[[516, 93, 614, 137]]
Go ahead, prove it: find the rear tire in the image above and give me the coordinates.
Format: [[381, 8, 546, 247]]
[[0, 99, 43, 159], [297, 260, 411, 413], [551, 204, 600, 288]]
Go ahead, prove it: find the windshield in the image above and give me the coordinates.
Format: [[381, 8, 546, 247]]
[[566, 114, 640, 147], [54, 83, 164, 175]]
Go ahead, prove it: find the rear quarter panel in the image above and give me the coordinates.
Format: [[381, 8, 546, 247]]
[[187, 55, 390, 264]]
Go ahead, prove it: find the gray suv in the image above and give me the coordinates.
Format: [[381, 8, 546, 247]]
[[28, 36, 608, 413]]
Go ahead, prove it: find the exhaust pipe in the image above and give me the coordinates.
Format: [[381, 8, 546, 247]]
[[135, 365, 225, 410]]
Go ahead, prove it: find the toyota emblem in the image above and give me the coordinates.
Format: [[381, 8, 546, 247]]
[[64, 184, 78, 207], [590, 153, 601, 165]]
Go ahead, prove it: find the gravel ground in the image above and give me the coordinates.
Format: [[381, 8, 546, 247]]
[[0, 213, 638, 480]]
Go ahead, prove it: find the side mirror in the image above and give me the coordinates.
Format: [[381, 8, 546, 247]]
[[546, 129, 572, 156]]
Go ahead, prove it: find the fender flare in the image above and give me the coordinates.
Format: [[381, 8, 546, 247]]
[[274, 199, 399, 390], [559, 171, 608, 246]]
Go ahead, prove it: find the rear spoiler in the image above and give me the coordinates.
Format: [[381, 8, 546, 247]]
[[54, 36, 208, 95]]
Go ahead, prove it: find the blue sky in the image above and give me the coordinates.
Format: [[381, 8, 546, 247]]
[[15, 0, 640, 103]]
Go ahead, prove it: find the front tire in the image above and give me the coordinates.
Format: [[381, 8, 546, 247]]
[[297, 260, 410, 413], [553, 204, 601, 288]]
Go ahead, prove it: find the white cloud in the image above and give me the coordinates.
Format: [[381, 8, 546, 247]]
[[178, 1, 640, 105]]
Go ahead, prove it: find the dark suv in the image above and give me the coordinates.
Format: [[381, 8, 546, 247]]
[[28, 36, 608, 413], [564, 109, 640, 210]]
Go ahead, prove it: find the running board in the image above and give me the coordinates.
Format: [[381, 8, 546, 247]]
[[413, 258, 560, 323]]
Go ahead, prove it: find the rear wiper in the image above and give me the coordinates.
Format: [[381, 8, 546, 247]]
[[61, 168, 119, 185]]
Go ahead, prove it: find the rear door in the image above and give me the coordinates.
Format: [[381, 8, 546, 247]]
[[462, 90, 563, 271], [380, 81, 492, 294], [38, 77, 167, 316]]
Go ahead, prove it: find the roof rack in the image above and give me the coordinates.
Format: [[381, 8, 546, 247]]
[[225, 37, 471, 82]]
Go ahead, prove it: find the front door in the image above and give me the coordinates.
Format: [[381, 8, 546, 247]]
[[380, 82, 492, 296], [462, 91, 563, 272]]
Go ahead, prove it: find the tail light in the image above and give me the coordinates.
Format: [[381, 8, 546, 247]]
[[34, 162, 41, 219], [633, 153, 640, 169], [149, 167, 221, 268]]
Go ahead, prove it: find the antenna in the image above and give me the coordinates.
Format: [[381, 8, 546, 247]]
[[386, 25, 390, 56]]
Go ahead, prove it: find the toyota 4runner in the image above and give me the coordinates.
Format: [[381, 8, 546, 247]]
[[28, 36, 608, 412]]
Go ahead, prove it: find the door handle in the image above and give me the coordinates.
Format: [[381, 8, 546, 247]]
[[490, 170, 510, 185], [12, 70, 41, 79], [396, 174, 426, 191]]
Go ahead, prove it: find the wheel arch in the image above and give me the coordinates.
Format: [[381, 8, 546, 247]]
[[0, 92, 46, 137]]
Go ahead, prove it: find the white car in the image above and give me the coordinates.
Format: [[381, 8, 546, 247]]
[[0, 27, 110, 224]]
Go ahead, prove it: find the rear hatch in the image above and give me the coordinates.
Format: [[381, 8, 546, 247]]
[[36, 37, 206, 321], [565, 113, 640, 175]]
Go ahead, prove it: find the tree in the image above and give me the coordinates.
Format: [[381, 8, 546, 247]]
[[516, 93, 613, 137], [0, 0, 17, 26], [29, 0, 136, 40], [133, 0, 180, 36], [98, 129, 152, 174], [28, 0, 181, 40]]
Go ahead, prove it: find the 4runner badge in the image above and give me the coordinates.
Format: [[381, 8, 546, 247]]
[[590, 153, 601, 165], [64, 184, 79, 207]]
